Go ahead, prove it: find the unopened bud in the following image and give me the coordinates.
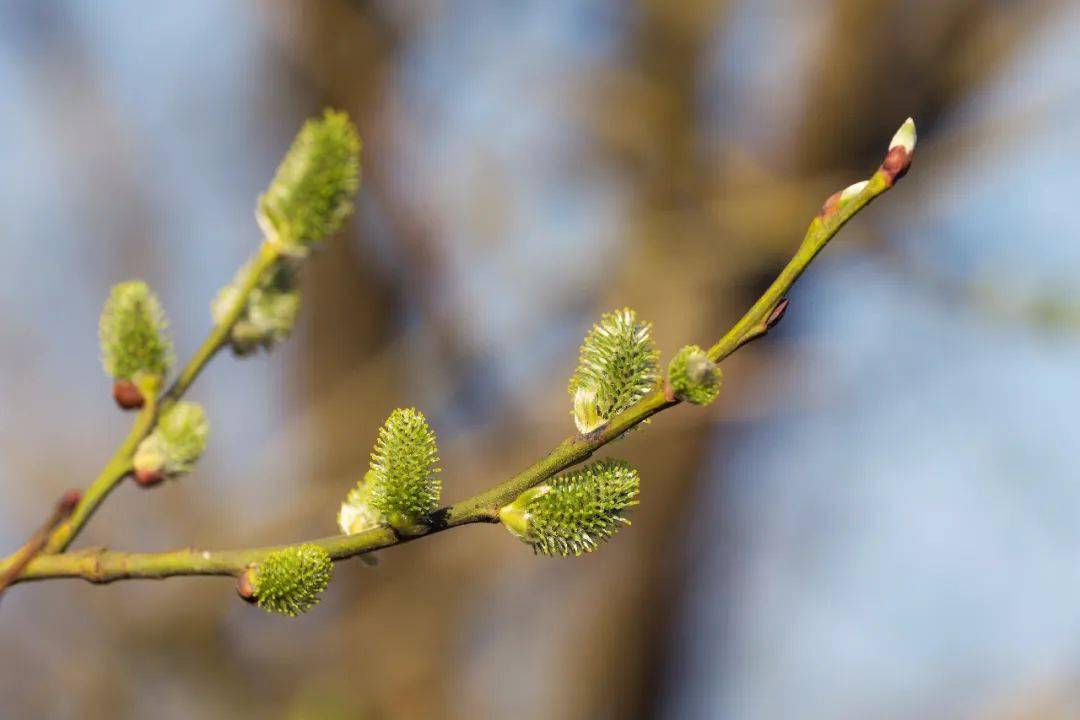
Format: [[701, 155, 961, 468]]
[[667, 345, 722, 406], [133, 467, 166, 488], [882, 117, 917, 184], [889, 117, 917, 155], [112, 379, 145, 410], [236, 568, 257, 602], [58, 489, 81, 513], [765, 298, 790, 330]]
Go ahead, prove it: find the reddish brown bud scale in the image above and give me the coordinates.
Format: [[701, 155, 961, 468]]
[[0, 488, 86, 598], [236, 569, 257, 602], [880, 146, 912, 186], [819, 191, 842, 219], [133, 467, 165, 487], [112, 379, 145, 410], [766, 298, 789, 330], [58, 489, 81, 513], [663, 378, 677, 403]]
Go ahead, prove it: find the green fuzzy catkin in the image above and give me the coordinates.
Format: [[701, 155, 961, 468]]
[[257, 109, 362, 256], [366, 408, 441, 529], [338, 471, 383, 535], [667, 345, 722, 405], [132, 401, 209, 478], [568, 308, 659, 433], [499, 459, 640, 557], [211, 258, 301, 355], [252, 544, 333, 617], [99, 280, 174, 380]]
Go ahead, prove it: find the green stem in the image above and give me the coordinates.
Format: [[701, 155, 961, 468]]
[[42, 390, 158, 554], [28, 242, 281, 557], [162, 242, 280, 406], [2, 164, 905, 584], [708, 169, 894, 363]]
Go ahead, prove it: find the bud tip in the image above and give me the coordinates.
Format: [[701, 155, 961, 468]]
[[889, 117, 917, 154], [882, 117, 916, 184], [58, 489, 81, 513]]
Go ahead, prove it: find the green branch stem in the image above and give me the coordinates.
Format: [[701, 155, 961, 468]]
[[34, 242, 280, 556], [2, 156, 909, 586], [162, 242, 280, 406], [708, 167, 898, 363], [41, 389, 159, 554]]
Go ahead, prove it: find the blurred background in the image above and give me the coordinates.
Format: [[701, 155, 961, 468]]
[[1, 1, 1078, 718]]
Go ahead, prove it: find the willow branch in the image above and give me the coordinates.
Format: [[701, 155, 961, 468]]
[[2, 122, 915, 586], [32, 243, 281, 556]]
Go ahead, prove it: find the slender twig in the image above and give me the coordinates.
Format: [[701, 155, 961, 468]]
[[161, 242, 280, 406], [0, 131, 914, 587], [33, 242, 281, 556], [0, 490, 81, 595], [41, 391, 159, 554]]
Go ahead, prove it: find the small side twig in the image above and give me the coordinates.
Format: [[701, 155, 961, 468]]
[[36, 242, 280, 556], [0, 490, 81, 598]]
